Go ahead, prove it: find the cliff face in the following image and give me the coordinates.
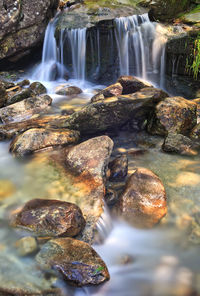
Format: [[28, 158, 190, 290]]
[[0, 0, 59, 64]]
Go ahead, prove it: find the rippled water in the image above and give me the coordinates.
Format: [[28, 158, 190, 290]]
[[0, 79, 200, 295]]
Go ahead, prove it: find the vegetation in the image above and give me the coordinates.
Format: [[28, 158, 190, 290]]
[[186, 34, 200, 79]]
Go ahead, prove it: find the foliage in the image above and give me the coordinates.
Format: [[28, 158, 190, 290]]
[[186, 34, 200, 80]]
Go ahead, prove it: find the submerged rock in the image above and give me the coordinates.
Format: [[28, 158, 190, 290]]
[[0, 252, 60, 295], [56, 86, 82, 96], [0, 95, 52, 123], [56, 87, 168, 134], [10, 127, 80, 157], [12, 199, 85, 237], [36, 237, 110, 286], [108, 154, 128, 181], [162, 133, 199, 156], [117, 75, 152, 95], [118, 167, 167, 228], [148, 96, 197, 136], [15, 236, 38, 256]]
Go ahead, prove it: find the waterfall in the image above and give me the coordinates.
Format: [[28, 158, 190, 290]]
[[114, 14, 167, 87], [66, 28, 87, 80], [33, 12, 167, 88], [33, 15, 67, 81], [33, 16, 86, 81]]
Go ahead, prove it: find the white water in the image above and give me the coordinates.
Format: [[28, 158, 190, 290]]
[[32, 13, 167, 89], [114, 14, 167, 87], [66, 28, 87, 80]]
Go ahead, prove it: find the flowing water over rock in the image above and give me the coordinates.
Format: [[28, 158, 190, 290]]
[[32, 12, 167, 88]]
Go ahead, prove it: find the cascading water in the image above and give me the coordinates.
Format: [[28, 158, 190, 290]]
[[32, 15, 67, 81], [33, 12, 167, 88], [114, 13, 167, 87], [65, 28, 87, 80], [33, 15, 87, 82]]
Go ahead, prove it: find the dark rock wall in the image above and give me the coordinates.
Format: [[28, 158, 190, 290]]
[[0, 0, 59, 67]]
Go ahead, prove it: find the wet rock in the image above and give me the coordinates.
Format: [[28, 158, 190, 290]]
[[91, 83, 123, 103], [56, 87, 168, 135], [10, 128, 80, 157], [147, 96, 197, 136], [29, 82, 47, 95], [190, 123, 200, 141], [6, 88, 33, 105], [56, 86, 82, 96], [17, 79, 30, 87], [118, 167, 167, 228], [108, 154, 128, 182], [15, 236, 38, 256], [162, 133, 199, 156], [0, 114, 68, 140], [0, 94, 52, 123], [0, 80, 15, 89], [66, 136, 113, 182], [105, 188, 118, 206], [117, 75, 152, 95], [64, 136, 114, 242], [12, 199, 85, 237], [36, 237, 110, 286], [0, 82, 7, 107]]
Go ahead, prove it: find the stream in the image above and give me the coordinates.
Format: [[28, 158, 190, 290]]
[[0, 8, 200, 296]]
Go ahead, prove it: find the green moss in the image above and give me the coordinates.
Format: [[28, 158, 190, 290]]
[[186, 34, 200, 80]]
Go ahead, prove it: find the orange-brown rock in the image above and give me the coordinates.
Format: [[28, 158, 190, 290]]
[[36, 237, 110, 286], [117, 75, 152, 95], [10, 127, 80, 157], [11, 199, 85, 237], [147, 96, 197, 136], [118, 167, 167, 228]]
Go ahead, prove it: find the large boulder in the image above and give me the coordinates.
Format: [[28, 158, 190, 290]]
[[147, 96, 197, 136], [56, 86, 82, 96], [56, 87, 168, 135], [0, 0, 59, 64], [0, 94, 52, 123], [118, 167, 167, 228], [11, 199, 85, 237], [36, 237, 110, 286], [64, 136, 114, 242], [10, 127, 80, 156]]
